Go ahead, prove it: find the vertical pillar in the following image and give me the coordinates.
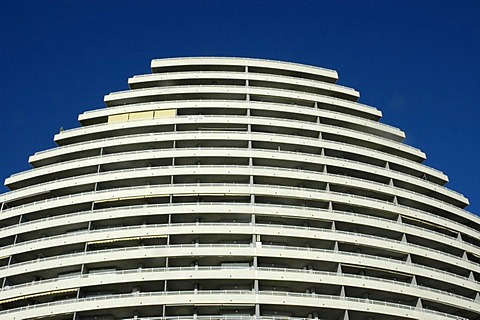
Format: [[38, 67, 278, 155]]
[[468, 271, 475, 281], [393, 196, 398, 205], [334, 241, 339, 252], [163, 215, 170, 317], [457, 232, 463, 241], [245, 66, 250, 103], [406, 254, 412, 264], [340, 285, 346, 297], [415, 298, 423, 309], [171, 140, 176, 187], [337, 263, 342, 274]]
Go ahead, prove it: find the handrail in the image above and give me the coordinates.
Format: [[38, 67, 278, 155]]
[[2, 203, 478, 253], [7, 147, 460, 200], [2, 164, 469, 223], [30, 130, 443, 178], [149, 56, 337, 73], [2, 182, 478, 236], [56, 114, 420, 157], [103, 84, 378, 113], [1, 221, 477, 270], [0, 288, 467, 319], [0, 266, 473, 304], [130, 70, 358, 94], [80, 98, 401, 134], [0, 243, 478, 286]]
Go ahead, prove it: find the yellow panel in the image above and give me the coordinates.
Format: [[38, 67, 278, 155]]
[[108, 113, 129, 123], [129, 111, 154, 121], [154, 109, 176, 119]]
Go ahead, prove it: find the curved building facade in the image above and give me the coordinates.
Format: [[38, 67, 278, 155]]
[[0, 57, 479, 320]]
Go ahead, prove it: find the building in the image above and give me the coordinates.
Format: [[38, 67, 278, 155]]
[[0, 57, 479, 320]]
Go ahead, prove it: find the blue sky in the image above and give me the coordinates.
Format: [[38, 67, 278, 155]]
[[1, 0, 479, 214]]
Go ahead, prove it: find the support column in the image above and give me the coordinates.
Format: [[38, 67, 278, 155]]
[[2, 215, 21, 289], [162, 214, 171, 318], [245, 66, 250, 103], [415, 298, 423, 309], [406, 254, 412, 264], [397, 215, 402, 224], [76, 220, 92, 300], [317, 117, 323, 139]]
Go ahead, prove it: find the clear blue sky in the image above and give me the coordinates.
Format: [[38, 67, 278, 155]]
[[1, 0, 479, 214]]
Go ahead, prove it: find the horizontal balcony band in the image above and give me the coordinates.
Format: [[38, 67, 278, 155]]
[[2, 203, 478, 257], [128, 71, 359, 99], [2, 184, 478, 240], [150, 57, 339, 81], [0, 267, 476, 313], [54, 115, 421, 160], [103, 85, 381, 120], [0, 165, 469, 219], [0, 290, 467, 320], [78, 100, 404, 140], [27, 131, 447, 183], [1, 244, 477, 292], [5, 148, 462, 205], [0, 223, 477, 273]]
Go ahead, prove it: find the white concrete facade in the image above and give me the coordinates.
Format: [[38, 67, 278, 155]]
[[0, 57, 479, 320]]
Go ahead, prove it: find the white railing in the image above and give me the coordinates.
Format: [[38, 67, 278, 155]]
[[7, 147, 460, 201], [103, 84, 378, 114], [1, 165, 473, 234], [1, 221, 478, 270], [80, 98, 399, 134], [1, 266, 473, 305], [130, 70, 358, 94], [56, 114, 421, 157], [30, 130, 443, 179], [150, 56, 337, 74], [2, 182, 478, 236], [0, 289, 467, 319], [2, 202, 478, 254], [0, 243, 478, 287]]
